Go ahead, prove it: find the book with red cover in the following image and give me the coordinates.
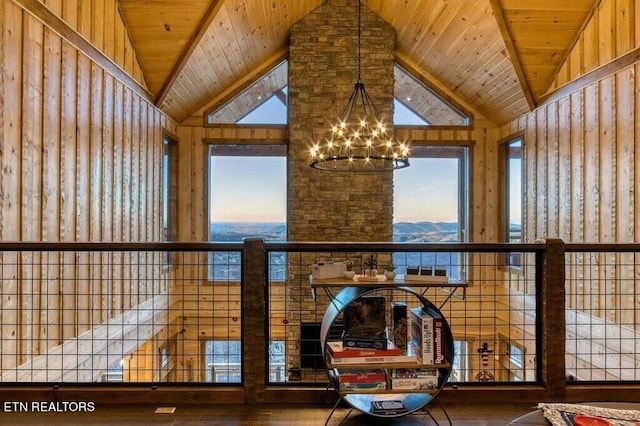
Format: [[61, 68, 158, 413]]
[[327, 340, 401, 357], [338, 369, 386, 383]]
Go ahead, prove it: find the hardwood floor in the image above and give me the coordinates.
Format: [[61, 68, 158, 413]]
[[0, 402, 536, 425]]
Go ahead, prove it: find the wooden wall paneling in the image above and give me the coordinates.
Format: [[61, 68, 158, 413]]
[[62, 0, 78, 31], [139, 101, 149, 297], [114, 7, 125, 67], [557, 96, 572, 307], [524, 112, 537, 243], [616, 68, 635, 243], [112, 80, 124, 314], [1, 0, 23, 374], [535, 107, 548, 239], [42, 25, 62, 348], [598, 0, 616, 64], [102, 0, 115, 61], [102, 73, 114, 321], [75, 53, 90, 334], [583, 11, 600, 75], [598, 76, 616, 322], [60, 38, 77, 339], [584, 82, 600, 316], [599, 78, 615, 243], [616, 0, 634, 56], [131, 94, 141, 307], [557, 97, 572, 242], [77, 0, 91, 41], [21, 12, 45, 358], [176, 127, 192, 240], [546, 102, 559, 238], [91, 0, 104, 52], [89, 62, 103, 242], [616, 67, 636, 324], [569, 91, 585, 312], [569, 36, 584, 84], [121, 88, 132, 310], [636, 0, 640, 47], [89, 62, 103, 325], [152, 109, 161, 293], [145, 103, 154, 296]]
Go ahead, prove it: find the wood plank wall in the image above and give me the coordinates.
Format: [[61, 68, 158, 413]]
[[0, 0, 176, 370], [39, 0, 147, 89], [550, 0, 640, 92]]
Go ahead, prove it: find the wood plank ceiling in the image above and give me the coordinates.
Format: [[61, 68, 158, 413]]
[[118, 0, 598, 125]]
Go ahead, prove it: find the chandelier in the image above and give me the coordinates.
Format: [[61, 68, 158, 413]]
[[309, 0, 410, 172]]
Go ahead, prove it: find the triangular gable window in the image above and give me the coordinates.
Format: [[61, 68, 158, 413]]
[[207, 60, 288, 124], [394, 64, 469, 126]]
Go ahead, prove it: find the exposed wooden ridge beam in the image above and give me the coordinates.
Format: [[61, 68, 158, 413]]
[[488, 0, 536, 111], [187, 47, 289, 125], [542, 0, 603, 97], [395, 52, 486, 126], [539, 45, 640, 107], [1, 293, 170, 383], [155, 0, 225, 106], [12, 0, 151, 101]]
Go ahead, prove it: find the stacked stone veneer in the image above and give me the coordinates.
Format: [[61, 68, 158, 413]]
[[286, 0, 395, 381]]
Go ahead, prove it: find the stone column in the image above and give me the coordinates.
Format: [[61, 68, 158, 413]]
[[286, 0, 396, 381]]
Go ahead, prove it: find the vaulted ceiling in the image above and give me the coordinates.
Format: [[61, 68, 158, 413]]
[[119, 0, 598, 125]]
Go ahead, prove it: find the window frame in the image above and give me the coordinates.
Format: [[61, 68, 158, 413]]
[[393, 144, 471, 281], [206, 143, 288, 283], [500, 133, 524, 271]]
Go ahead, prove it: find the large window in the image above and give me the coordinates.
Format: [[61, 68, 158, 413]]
[[207, 144, 287, 281], [502, 136, 523, 267], [161, 132, 178, 265], [393, 146, 469, 281]]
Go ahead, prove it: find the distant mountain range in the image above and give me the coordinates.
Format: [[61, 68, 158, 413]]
[[210, 221, 521, 243]]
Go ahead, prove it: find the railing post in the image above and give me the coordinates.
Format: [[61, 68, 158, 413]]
[[242, 238, 266, 403], [538, 238, 566, 401]]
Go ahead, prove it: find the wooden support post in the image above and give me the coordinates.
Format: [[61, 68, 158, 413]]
[[538, 238, 566, 400], [242, 238, 266, 403]]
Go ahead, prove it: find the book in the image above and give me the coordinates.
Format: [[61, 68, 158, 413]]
[[327, 340, 400, 357], [327, 345, 420, 365], [410, 307, 434, 364], [340, 381, 387, 392], [343, 296, 386, 339], [371, 399, 408, 415], [338, 369, 387, 391], [392, 302, 408, 350], [391, 368, 438, 390], [338, 369, 386, 383], [410, 308, 448, 365], [342, 333, 389, 350], [433, 317, 447, 364]]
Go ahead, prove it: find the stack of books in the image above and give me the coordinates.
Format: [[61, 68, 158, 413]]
[[410, 307, 447, 365], [337, 369, 386, 392], [326, 340, 418, 365]]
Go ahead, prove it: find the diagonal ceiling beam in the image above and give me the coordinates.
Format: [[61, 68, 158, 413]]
[[395, 52, 489, 125], [488, 0, 536, 111], [154, 0, 225, 106], [187, 47, 289, 125]]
